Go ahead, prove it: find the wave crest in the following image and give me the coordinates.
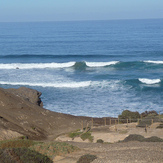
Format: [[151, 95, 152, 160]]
[[0, 62, 75, 69], [0, 81, 91, 88], [144, 60, 163, 64], [86, 61, 119, 67], [0, 61, 119, 69], [139, 78, 161, 84]]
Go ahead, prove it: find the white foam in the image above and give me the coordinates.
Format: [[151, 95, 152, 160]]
[[139, 78, 161, 84], [0, 62, 75, 69], [85, 61, 119, 67], [144, 60, 163, 64], [0, 81, 91, 88]]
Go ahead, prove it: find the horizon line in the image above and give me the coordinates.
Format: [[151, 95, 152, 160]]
[[0, 17, 163, 23]]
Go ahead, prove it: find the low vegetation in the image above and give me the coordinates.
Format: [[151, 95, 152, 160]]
[[118, 110, 163, 127], [96, 139, 104, 143], [122, 134, 163, 142], [77, 154, 97, 163], [0, 139, 39, 149], [0, 148, 52, 163], [30, 141, 79, 159], [119, 110, 140, 123], [68, 130, 82, 139], [80, 132, 94, 142], [0, 139, 79, 162], [68, 129, 94, 142]]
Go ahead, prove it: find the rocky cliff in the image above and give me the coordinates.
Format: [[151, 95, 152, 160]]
[[0, 87, 90, 140]]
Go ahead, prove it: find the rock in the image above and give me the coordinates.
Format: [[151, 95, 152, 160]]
[[7, 87, 43, 107], [0, 87, 91, 140]]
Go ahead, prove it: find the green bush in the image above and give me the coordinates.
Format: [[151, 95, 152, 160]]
[[80, 132, 94, 142], [68, 131, 82, 139], [96, 139, 104, 143], [0, 148, 52, 163], [30, 141, 79, 159], [141, 110, 158, 118], [119, 110, 140, 123], [122, 134, 145, 142], [0, 139, 39, 149], [77, 154, 97, 163], [122, 134, 163, 142], [145, 136, 163, 142]]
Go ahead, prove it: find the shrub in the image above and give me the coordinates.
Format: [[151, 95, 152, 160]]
[[80, 132, 94, 142], [145, 136, 163, 142], [77, 154, 97, 163], [96, 139, 104, 143], [0, 139, 38, 149], [119, 110, 140, 123], [0, 148, 52, 163], [141, 110, 158, 118], [122, 134, 145, 142], [30, 141, 79, 159], [68, 131, 82, 139], [122, 134, 163, 142]]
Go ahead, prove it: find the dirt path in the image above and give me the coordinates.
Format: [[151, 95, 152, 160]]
[[54, 122, 163, 163], [53, 141, 163, 163]]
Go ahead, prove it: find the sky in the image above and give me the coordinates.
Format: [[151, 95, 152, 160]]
[[0, 0, 163, 22]]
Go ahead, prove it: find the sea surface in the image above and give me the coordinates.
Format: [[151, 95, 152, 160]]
[[0, 19, 163, 117]]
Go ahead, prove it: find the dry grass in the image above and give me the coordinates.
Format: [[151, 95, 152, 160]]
[[30, 141, 79, 159]]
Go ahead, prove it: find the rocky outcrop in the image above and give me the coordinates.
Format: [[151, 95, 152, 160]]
[[7, 87, 43, 107], [0, 87, 91, 140]]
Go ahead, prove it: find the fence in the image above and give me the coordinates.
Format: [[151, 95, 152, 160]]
[[79, 112, 163, 131]]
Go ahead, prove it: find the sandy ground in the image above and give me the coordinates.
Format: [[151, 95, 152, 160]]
[[56, 122, 163, 143], [54, 122, 163, 163]]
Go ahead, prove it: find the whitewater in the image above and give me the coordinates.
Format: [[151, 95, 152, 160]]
[[0, 19, 163, 117]]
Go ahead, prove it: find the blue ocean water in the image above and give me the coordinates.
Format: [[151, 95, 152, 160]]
[[0, 19, 163, 117]]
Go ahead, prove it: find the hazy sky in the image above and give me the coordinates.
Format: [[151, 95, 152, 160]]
[[0, 0, 163, 22]]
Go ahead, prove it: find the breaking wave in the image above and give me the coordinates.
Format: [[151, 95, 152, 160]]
[[144, 60, 163, 64], [0, 61, 119, 69], [1, 60, 163, 70], [0, 81, 91, 88], [0, 62, 75, 69], [85, 61, 119, 67], [138, 78, 161, 84]]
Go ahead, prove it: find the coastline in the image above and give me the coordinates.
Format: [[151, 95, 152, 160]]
[[0, 86, 163, 162], [0, 87, 117, 140]]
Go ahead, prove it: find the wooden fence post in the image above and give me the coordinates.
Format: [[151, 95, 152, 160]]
[[110, 119, 111, 125], [104, 118, 106, 126], [92, 118, 93, 127], [145, 124, 147, 133], [127, 119, 128, 126], [118, 117, 119, 124]]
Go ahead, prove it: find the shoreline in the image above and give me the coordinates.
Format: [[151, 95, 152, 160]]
[[0, 86, 162, 141]]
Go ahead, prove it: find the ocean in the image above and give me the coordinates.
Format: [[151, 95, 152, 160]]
[[0, 19, 163, 117]]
